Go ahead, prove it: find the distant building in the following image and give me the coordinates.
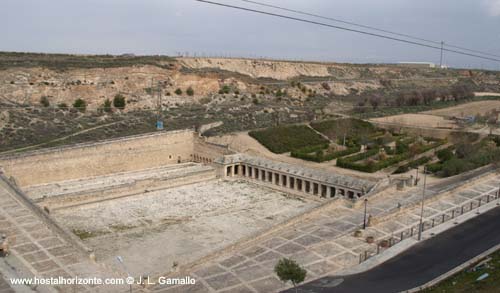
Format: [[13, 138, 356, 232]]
[[398, 62, 436, 68]]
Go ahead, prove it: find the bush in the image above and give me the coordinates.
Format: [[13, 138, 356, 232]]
[[113, 94, 126, 110], [57, 103, 68, 110], [186, 87, 194, 96], [441, 158, 474, 177], [437, 148, 454, 161], [103, 98, 112, 113], [40, 96, 50, 107], [274, 258, 307, 290], [249, 125, 329, 154], [221, 85, 230, 94], [175, 88, 182, 95], [426, 162, 443, 173], [73, 98, 86, 112], [393, 156, 432, 174]]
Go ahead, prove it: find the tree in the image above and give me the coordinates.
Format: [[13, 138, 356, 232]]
[[73, 98, 86, 112], [369, 95, 381, 110], [175, 88, 182, 95], [113, 94, 126, 110], [274, 258, 307, 293], [40, 96, 50, 107], [186, 87, 194, 96], [103, 98, 112, 113]]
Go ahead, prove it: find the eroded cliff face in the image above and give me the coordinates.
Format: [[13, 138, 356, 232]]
[[1, 56, 478, 112], [0, 65, 223, 110]]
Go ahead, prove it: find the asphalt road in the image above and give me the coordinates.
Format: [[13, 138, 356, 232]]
[[287, 206, 500, 293]]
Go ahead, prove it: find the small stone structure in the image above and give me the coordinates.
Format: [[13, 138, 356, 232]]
[[215, 154, 374, 200]]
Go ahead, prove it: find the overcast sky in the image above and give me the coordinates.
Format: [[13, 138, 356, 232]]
[[2, 0, 500, 70]]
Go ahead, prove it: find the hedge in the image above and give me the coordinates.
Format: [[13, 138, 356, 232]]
[[249, 125, 329, 154], [292, 145, 361, 163], [393, 156, 432, 174], [337, 140, 445, 173]]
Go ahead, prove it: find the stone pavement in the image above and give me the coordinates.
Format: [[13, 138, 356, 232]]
[[0, 272, 14, 293], [149, 174, 500, 293], [0, 179, 126, 293]]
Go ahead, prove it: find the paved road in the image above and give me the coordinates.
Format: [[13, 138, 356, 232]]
[[287, 206, 500, 293]]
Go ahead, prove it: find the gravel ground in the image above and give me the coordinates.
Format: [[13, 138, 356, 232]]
[[52, 179, 319, 276]]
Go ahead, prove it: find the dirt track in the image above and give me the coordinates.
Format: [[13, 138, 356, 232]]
[[422, 100, 500, 118]]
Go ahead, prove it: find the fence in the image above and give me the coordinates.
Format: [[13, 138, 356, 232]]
[[359, 191, 500, 263]]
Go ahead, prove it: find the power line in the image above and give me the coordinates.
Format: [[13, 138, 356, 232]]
[[195, 0, 500, 63], [238, 0, 500, 59]]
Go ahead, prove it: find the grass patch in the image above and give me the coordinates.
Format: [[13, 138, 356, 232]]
[[249, 125, 328, 154], [72, 229, 108, 240], [423, 249, 500, 293], [310, 118, 377, 141]]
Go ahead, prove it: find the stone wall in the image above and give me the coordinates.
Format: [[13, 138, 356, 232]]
[[193, 137, 233, 164], [0, 130, 198, 187]]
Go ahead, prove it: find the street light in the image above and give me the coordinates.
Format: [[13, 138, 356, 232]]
[[363, 198, 368, 230], [418, 166, 428, 241], [497, 183, 500, 206]]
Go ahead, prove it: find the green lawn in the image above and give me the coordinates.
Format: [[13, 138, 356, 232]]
[[249, 125, 328, 154]]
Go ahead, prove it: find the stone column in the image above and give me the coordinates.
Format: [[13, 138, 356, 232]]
[[327, 186, 332, 198]]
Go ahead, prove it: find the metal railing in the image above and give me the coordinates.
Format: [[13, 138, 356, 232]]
[[359, 191, 499, 263]]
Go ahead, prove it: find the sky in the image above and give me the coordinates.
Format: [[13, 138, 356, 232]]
[[1, 0, 500, 70]]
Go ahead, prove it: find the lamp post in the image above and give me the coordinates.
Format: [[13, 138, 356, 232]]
[[497, 183, 500, 206], [418, 167, 428, 241], [363, 198, 368, 230]]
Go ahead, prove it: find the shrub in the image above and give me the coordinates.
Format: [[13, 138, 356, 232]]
[[40, 96, 50, 107], [113, 94, 126, 109], [73, 98, 86, 112], [222, 85, 230, 94], [426, 162, 443, 173], [103, 98, 112, 113], [274, 258, 307, 291], [437, 148, 454, 162], [186, 87, 194, 96], [175, 88, 182, 95], [57, 103, 68, 110]]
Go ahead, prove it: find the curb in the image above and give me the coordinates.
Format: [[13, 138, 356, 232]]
[[402, 243, 500, 293]]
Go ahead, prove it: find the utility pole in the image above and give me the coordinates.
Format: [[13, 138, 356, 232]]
[[363, 198, 368, 229], [156, 80, 164, 130], [439, 41, 444, 68], [418, 167, 428, 241]]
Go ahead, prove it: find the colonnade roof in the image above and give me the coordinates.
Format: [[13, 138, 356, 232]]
[[215, 154, 375, 191]]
